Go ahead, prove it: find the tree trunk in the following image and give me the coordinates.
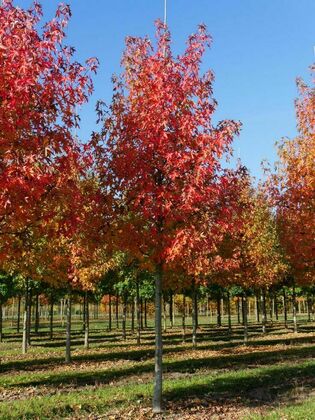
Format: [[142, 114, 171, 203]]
[[144, 299, 148, 328], [227, 291, 232, 333], [17, 295, 21, 333], [34, 293, 39, 334], [292, 285, 298, 333], [261, 289, 267, 334], [22, 295, 28, 354], [169, 291, 173, 328], [192, 281, 197, 348], [243, 294, 248, 345], [153, 263, 163, 414], [84, 292, 89, 349], [283, 289, 288, 328], [136, 282, 141, 345], [0, 301, 3, 342], [307, 298, 312, 322], [60, 299, 64, 328], [182, 294, 186, 343], [255, 292, 260, 323], [115, 294, 119, 329], [275, 295, 279, 321], [194, 287, 198, 330], [140, 298, 144, 330], [237, 297, 241, 324], [108, 294, 112, 331], [162, 297, 167, 333], [65, 295, 71, 363], [49, 300, 54, 340], [122, 296, 127, 340], [216, 294, 221, 327], [131, 299, 135, 332], [26, 287, 31, 346], [22, 280, 30, 354], [82, 293, 86, 332]]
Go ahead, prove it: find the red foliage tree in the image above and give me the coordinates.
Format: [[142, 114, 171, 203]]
[[95, 22, 240, 412], [269, 65, 314, 284], [0, 0, 98, 268]]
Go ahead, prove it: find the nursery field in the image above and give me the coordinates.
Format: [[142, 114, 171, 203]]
[[0, 317, 314, 419]]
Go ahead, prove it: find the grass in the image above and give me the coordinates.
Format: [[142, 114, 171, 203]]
[[0, 316, 314, 419]]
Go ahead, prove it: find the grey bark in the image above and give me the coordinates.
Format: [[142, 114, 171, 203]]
[[136, 282, 141, 345], [292, 285, 298, 333], [65, 295, 71, 363], [243, 294, 248, 345], [84, 292, 89, 349], [153, 264, 163, 414], [261, 289, 267, 334]]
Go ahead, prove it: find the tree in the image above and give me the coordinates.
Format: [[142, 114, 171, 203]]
[[270, 65, 314, 284], [94, 21, 240, 412], [0, 0, 97, 270]]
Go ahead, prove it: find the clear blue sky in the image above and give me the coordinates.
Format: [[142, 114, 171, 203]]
[[15, 0, 315, 180]]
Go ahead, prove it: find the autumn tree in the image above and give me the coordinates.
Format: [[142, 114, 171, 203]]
[[267, 64, 314, 332], [0, 0, 97, 269], [270, 65, 314, 284], [94, 21, 240, 412]]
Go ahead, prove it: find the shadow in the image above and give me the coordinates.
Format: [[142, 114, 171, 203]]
[[164, 360, 315, 409], [5, 343, 315, 390]]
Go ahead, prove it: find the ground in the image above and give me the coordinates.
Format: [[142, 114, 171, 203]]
[[0, 316, 314, 419]]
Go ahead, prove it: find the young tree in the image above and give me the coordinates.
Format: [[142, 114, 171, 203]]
[[0, 0, 97, 269], [270, 65, 314, 284], [95, 22, 240, 412]]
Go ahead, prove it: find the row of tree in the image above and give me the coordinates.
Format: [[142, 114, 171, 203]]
[[0, 2, 313, 412]]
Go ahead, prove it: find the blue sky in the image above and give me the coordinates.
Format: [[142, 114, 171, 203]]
[[15, 0, 315, 180]]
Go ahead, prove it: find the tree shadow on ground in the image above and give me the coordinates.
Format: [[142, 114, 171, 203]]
[[163, 361, 315, 410], [4, 343, 315, 389]]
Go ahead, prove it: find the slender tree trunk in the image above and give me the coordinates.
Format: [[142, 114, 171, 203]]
[[227, 291, 232, 334], [307, 298, 312, 322], [122, 296, 127, 340], [131, 299, 135, 332], [34, 293, 39, 334], [292, 284, 298, 333], [275, 295, 279, 321], [84, 292, 89, 349], [82, 293, 86, 332], [136, 282, 141, 345], [194, 287, 198, 330], [60, 299, 64, 328], [216, 294, 221, 327], [169, 291, 173, 328], [261, 289, 267, 334], [243, 294, 248, 345], [108, 294, 112, 331], [153, 263, 163, 414], [241, 295, 245, 325], [49, 299, 54, 340], [162, 297, 167, 333], [182, 294, 186, 343], [115, 294, 119, 329], [255, 292, 260, 323], [0, 301, 3, 342], [140, 298, 144, 330], [237, 297, 241, 324], [270, 294, 275, 326], [17, 295, 21, 333], [65, 295, 71, 363], [22, 295, 28, 354], [26, 287, 31, 346], [192, 281, 197, 348], [144, 299, 148, 328]]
